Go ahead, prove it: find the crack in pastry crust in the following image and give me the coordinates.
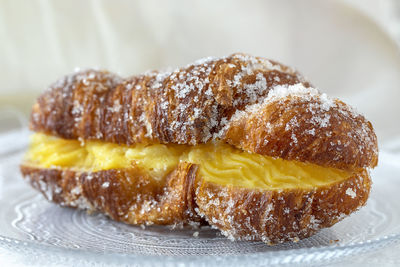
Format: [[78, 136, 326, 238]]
[[21, 163, 202, 225]]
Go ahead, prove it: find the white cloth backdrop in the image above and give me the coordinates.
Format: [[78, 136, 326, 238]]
[[0, 1, 400, 266], [1, 0, 399, 142]]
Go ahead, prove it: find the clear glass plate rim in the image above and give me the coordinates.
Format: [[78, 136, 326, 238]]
[[1, 230, 399, 264]]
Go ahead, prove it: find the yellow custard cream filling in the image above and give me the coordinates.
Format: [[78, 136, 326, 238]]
[[25, 133, 351, 189]]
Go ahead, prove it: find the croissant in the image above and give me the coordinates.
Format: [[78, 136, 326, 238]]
[[20, 53, 378, 244]]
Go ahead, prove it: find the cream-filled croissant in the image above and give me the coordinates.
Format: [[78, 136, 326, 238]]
[[20, 53, 378, 244]]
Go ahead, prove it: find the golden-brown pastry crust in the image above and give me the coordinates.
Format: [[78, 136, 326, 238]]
[[20, 163, 203, 225], [22, 53, 378, 244], [224, 97, 378, 171], [20, 164, 370, 243], [29, 53, 377, 170], [196, 169, 371, 243]]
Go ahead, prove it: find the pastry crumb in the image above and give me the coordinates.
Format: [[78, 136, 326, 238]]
[[346, 188, 356, 198]]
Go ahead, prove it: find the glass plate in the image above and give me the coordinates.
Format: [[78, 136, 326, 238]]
[[0, 129, 400, 266]]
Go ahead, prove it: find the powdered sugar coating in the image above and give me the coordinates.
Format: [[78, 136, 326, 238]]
[[30, 53, 377, 170], [21, 163, 371, 244], [346, 188, 357, 198], [222, 82, 378, 170], [31, 53, 307, 144], [21, 162, 202, 226], [196, 169, 371, 244], [24, 53, 378, 243]]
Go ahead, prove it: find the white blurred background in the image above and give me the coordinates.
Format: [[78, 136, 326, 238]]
[[0, 0, 399, 143]]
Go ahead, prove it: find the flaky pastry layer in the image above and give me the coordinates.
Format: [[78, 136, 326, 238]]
[[29, 53, 378, 170], [20, 162, 370, 244]]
